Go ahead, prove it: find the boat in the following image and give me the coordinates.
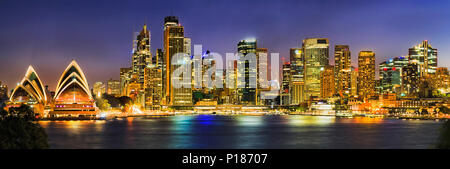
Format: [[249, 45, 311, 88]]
[[335, 111, 353, 118]]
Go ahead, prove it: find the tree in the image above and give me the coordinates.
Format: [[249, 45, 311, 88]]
[[102, 94, 121, 108], [437, 106, 450, 114], [296, 103, 309, 112], [95, 97, 111, 111], [0, 104, 49, 149], [8, 104, 36, 120], [437, 120, 450, 149], [192, 91, 203, 104], [0, 109, 7, 119], [117, 96, 132, 107]]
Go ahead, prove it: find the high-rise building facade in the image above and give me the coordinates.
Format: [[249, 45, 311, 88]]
[[225, 56, 238, 104], [401, 63, 420, 97], [379, 56, 408, 95], [154, 48, 164, 99], [201, 50, 215, 93], [408, 40, 438, 77], [281, 62, 291, 105], [0, 81, 8, 100], [334, 45, 351, 95], [237, 39, 257, 105], [357, 51, 376, 99], [93, 82, 106, 98], [107, 79, 121, 96], [120, 67, 132, 96], [350, 66, 358, 96], [433, 67, 450, 92], [289, 48, 305, 105], [184, 38, 191, 56], [256, 48, 268, 105], [163, 16, 192, 106], [132, 25, 151, 84], [144, 64, 163, 110], [303, 38, 329, 100], [153, 48, 163, 66], [256, 48, 268, 88], [321, 65, 335, 99]]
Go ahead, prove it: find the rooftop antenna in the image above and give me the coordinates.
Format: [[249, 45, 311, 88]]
[[144, 16, 148, 27]]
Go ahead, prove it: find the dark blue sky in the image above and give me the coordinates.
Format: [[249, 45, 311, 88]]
[[0, 0, 449, 89]]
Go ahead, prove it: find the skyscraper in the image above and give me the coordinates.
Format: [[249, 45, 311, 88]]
[[132, 25, 151, 84], [256, 48, 268, 105], [119, 67, 132, 96], [281, 62, 291, 105], [107, 79, 121, 96], [408, 40, 438, 77], [379, 56, 408, 95], [289, 48, 305, 105], [401, 63, 420, 97], [256, 48, 268, 88], [237, 39, 257, 105], [153, 48, 163, 66], [334, 45, 351, 95], [434, 67, 450, 91], [303, 38, 329, 100], [144, 64, 163, 110], [184, 38, 191, 56], [93, 82, 106, 98], [357, 51, 376, 99], [163, 16, 192, 106], [200, 50, 215, 94], [225, 55, 238, 104], [321, 65, 335, 99], [154, 48, 164, 100], [350, 66, 358, 96]]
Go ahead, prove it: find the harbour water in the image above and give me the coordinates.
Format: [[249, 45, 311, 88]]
[[39, 115, 444, 149]]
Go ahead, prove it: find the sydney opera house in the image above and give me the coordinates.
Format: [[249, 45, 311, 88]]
[[7, 60, 98, 119]]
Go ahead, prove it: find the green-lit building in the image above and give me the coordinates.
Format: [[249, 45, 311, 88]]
[[379, 56, 408, 95]]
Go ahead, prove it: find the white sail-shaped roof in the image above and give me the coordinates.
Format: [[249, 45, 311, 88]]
[[10, 65, 47, 104], [54, 60, 93, 100]]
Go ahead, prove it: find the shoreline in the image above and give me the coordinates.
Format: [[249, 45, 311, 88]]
[[35, 113, 450, 121]]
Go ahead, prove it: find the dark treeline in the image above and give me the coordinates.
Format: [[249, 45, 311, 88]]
[[0, 104, 48, 149]]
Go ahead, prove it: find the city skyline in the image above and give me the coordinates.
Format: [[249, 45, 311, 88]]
[[2, 0, 450, 152], [1, 0, 450, 89]]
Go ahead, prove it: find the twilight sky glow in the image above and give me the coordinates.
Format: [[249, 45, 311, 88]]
[[0, 0, 449, 90]]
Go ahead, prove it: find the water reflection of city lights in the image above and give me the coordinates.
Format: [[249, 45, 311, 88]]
[[38, 121, 51, 128], [350, 117, 383, 124], [236, 116, 263, 126], [55, 120, 86, 134], [172, 115, 195, 125], [65, 120, 81, 129], [168, 116, 195, 148], [126, 117, 134, 124], [197, 115, 213, 125], [93, 120, 105, 132], [288, 116, 335, 126]]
